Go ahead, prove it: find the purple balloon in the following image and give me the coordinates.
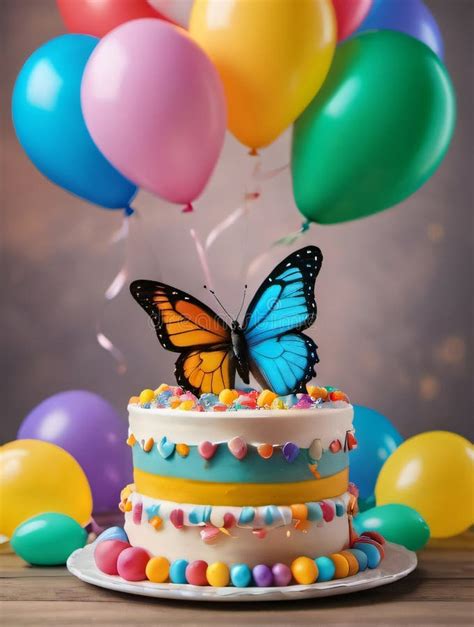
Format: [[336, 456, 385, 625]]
[[18, 390, 132, 513], [356, 0, 444, 59]]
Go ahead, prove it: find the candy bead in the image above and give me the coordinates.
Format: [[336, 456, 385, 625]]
[[308, 438, 323, 461], [329, 553, 350, 579], [219, 389, 239, 405], [291, 556, 318, 585], [185, 560, 208, 586], [315, 556, 336, 582], [146, 556, 170, 583], [238, 507, 255, 525], [361, 530, 386, 545], [176, 443, 190, 457], [228, 436, 248, 460], [126, 434, 136, 447], [353, 542, 382, 568], [272, 563, 292, 586], [230, 563, 252, 587], [340, 550, 360, 576], [95, 526, 129, 545], [306, 502, 323, 522], [178, 400, 195, 411], [320, 501, 335, 522], [198, 441, 217, 460], [169, 559, 189, 583], [257, 389, 277, 407], [257, 443, 274, 459], [128, 396, 140, 405], [282, 442, 300, 463], [117, 547, 149, 581], [170, 509, 184, 529], [139, 389, 155, 404], [154, 383, 170, 395], [348, 548, 368, 571], [307, 385, 328, 400], [94, 540, 130, 575], [356, 537, 385, 559], [252, 564, 274, 587], [290, 504, 308, 521], [206, 562, 230, 587]]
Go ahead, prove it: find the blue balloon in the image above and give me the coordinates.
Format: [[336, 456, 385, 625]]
[[349, 405, 403, 499], [356, 0, 444, 59], [12, 35, 137, 210]]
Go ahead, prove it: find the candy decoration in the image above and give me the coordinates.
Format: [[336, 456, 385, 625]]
[[345, 431, 358, 451], [340, 550, 360, 576], [223, 513, 236, 529], [320, 501, 335, 523], [356, 536, 385, 560], [185, 560, 208, 585], [207, 562, 230, 587], [139, 389, 155, 404], [252, 564, 274, 587], [169, 559, 189, 583], [282, 442, 300, 463], [329, 553, 350, 578], [353, 542, 381, 568], [146, 556, 170, 583], [257, 390, 278, 407], [306, 502, 323, 522], [228, 436, 248, 460], [95, 526, 129, 545], [308, 464, 321, 479], [200, 526, 220, 543], [239, 507, 256, 525], [219, 389, 239, 405], [143, 437, 154, 453], [290, 504, 308, 521], [117, 547, 149, 581], [315, 556, 336, 582], [361, 530, 386, 545], [170, 509, 184, 529], [94, 540, 131, 575], [189, 506, 212, 525], [272, 563, 292, 587], [176, 443, 190, 457], [157, 436, 175, 458], [132, 502, 143, 525], [308, 438, 323, 461], [149, 516, 163, 530], [198, 441, 218, 460], [230, 563, 252, 587], [252, 529, 267, 540], [348, 548, 368, 571], [291, 556, 318, 585], [126, 434, 136, 447], [257, 443, 274, 459], [329, 439, 342, 453]]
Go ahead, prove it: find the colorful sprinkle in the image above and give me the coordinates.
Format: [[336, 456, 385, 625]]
[[291, 556, 318, 585], [320, 501, 335, 523], [169, 509, 184, 529], [143, 437, 154, 453], [238, 507, 255, 525], [126, 434, 136, 447], [149, 516, 162, 530], [198, 440, 217, 460], [176, 443, 190, 457]]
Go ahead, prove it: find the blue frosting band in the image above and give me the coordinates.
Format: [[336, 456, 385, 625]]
[[132, 444, 348, 484]]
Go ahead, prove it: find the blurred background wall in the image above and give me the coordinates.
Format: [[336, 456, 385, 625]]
[[1, 0, 472, 442]]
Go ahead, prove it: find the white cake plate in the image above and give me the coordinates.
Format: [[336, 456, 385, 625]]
[[67, 541, 416, 602]]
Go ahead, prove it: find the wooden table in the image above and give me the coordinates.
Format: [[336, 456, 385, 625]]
[[1, 535, 473, 626]]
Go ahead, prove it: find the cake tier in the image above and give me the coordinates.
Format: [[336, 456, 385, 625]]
[[122, 487, 354, 567]]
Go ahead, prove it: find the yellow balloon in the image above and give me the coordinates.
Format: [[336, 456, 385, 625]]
[[189, 0, 336, 150], [376, 431, 474, 539], [0, 440, 93, 538]]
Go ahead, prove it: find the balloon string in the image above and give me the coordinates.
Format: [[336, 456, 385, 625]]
[[274, 220, 311, 246], [205, 205, 245, 250], [95, 211, 132, 375], [254, 162, 289, 182], [190, 228, 214, 289]]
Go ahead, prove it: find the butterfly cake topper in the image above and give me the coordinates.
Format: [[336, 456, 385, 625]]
[[130, 246, 323, 396]]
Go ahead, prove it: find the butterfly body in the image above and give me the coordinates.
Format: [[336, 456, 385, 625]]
[[130, 246, 323, 396]]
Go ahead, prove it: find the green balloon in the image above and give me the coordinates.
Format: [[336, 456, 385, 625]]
[[358, 494, 376, 512], [11, 512, 87, 566], [354, 503, 430, 551], [292, 31, 456, 224]]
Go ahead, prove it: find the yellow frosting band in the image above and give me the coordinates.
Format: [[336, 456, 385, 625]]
[[133, 468, 349, 506]]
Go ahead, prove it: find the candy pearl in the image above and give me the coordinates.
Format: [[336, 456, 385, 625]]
[[198, 441, 217, 460], [361, 530, 386, 545], [329, 553, 350, 579], [272, 563, 292, 586], [117, 547, 149, 581], [282, 442, 300, 463], [207, 562, 230, 587], [308, 438, 323, 461], [257, 443, 274, 459], [185, 560, 208, 586], [139, 389, 155, 404], [228, 436, 248, 460], [252, 564, 274, 587], [291, 556, 318, 585], [353, 542, 381, 569], [340, 550, 360, 576], [94, 540, 130, 575], [146, 556, 170, 583], [230, 563, 252, 587], [356, 537, 385, 559], [348, 548, 368, 571], [169, 559, 189, 583], [315, 556, 336, 582]]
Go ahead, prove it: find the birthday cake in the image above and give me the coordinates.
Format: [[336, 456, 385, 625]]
[[94, 247, 385, 587]]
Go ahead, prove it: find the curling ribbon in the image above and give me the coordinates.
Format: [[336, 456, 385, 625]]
[[190, 228, 214, 289]]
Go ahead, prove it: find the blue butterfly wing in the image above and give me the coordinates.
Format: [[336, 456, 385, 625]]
[[243, 246, 322, 394]]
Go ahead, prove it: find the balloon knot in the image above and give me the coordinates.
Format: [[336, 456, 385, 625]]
[[182, 203, 194, 213], [301, 221, 311, 233], [124, 205, 134, 217], [248, 148, 259, 157]]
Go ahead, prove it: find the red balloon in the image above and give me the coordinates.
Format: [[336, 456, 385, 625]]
[[332, 0, 372, 41], [56, 0, 172, 38]]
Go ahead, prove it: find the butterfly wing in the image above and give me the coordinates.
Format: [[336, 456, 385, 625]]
[[243, 246, 322, 395], [130, 280, 234, 395]]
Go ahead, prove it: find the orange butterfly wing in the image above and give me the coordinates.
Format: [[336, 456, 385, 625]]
[[130, 281, 234, 395]]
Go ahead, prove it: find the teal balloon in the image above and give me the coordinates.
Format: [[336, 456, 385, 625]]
[[291, 31, 456, 224], [11, 512, 87, 565], [354, 504, 430, 551], [12, 35, 137, 210]]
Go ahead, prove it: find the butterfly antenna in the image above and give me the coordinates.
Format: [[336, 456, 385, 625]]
[[203, 285, 233, 321], [235, 284, 248, 322]]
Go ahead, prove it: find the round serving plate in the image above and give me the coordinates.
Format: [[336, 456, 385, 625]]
[[67, 541, 416, 602]]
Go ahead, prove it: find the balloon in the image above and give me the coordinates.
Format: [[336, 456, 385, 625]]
[[333, 0, 372, 41], [356, 0, 444, 59], [354, 504, 430, 551], [57, 0, 170, 38], [189, 0, 336, 151], [11, 513, 87, 566], [349, 405, 403, 500], [18, 391, 132, 513], [376, 431, 474, 538], [147, 0, 194, 28], [291, 31, 456, 224], [0, 440, 92, 538], [12, 35, 137, 211], [82, 19, 226, 209]]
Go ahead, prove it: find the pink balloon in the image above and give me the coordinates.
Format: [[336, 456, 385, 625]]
[[81, 19, 226, 208], [333, 0, 373, 41]]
